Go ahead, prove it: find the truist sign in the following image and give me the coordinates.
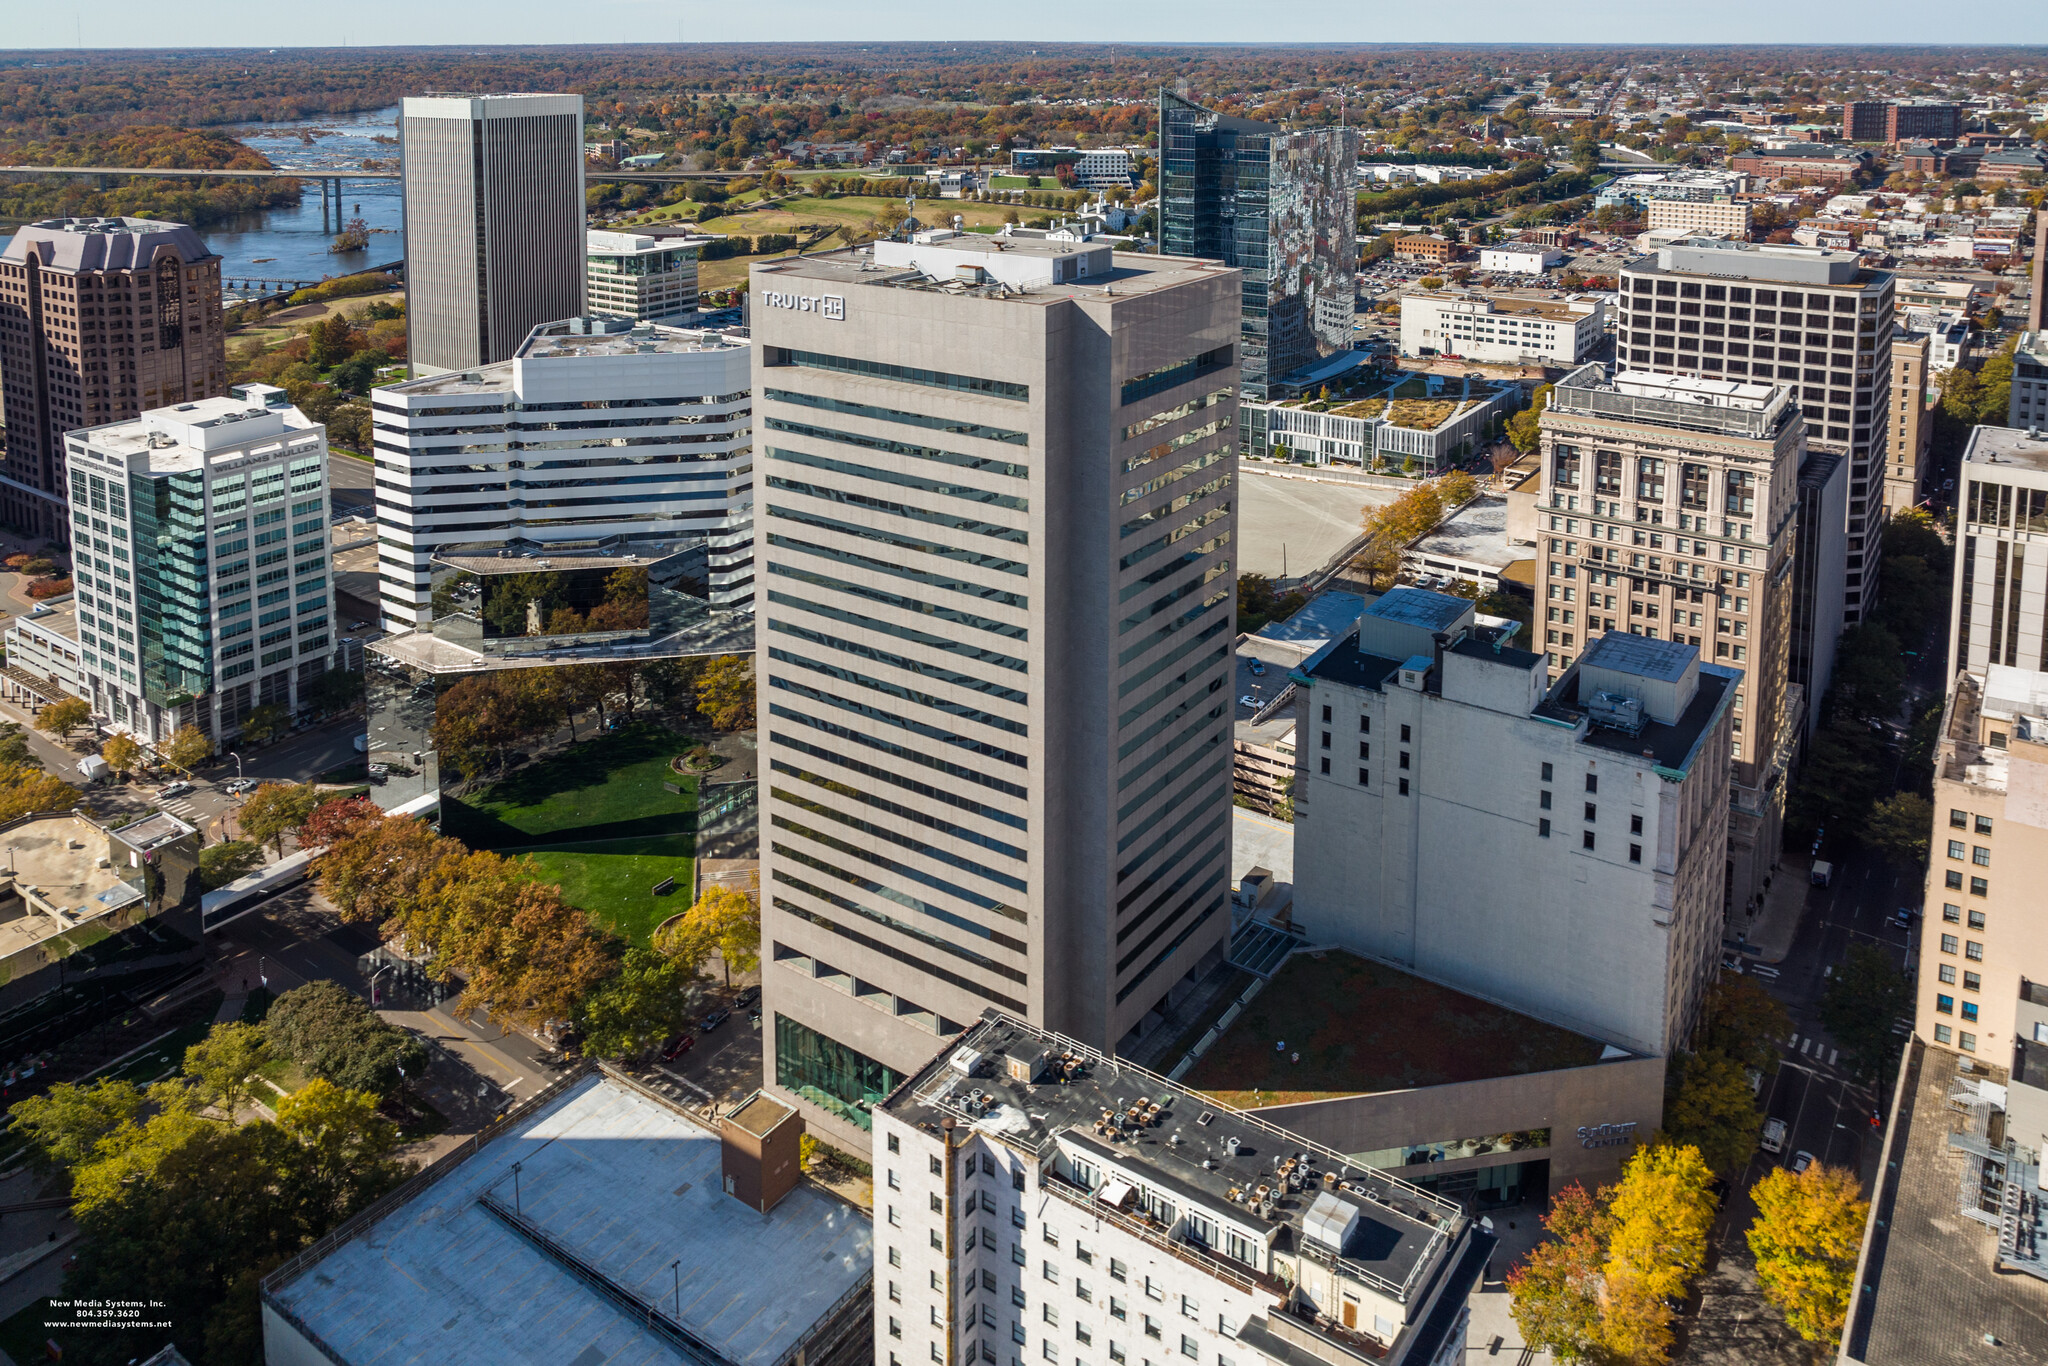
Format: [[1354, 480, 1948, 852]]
[[759, 290, 845, 320]]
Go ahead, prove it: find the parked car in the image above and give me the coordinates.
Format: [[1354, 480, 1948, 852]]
[[661, 1033, 696, 1062], [735, 985, 761, 1008], [1791, 1150, 1816, 1174], [157, 780, 195, 800], [1760, 1117, 1788, 1154], [1248, 659, 1266, 677], [699, 1007, 732, 1033]]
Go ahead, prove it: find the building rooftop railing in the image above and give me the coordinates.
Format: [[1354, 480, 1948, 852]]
[[1550, 363, 1790, 438]]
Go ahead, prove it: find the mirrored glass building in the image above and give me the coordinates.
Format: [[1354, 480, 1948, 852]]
[[1157, 90, 1360, 408]]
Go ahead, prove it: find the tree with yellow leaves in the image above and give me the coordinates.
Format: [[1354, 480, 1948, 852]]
[[657, 880, 760, 988], [1747, 1162, 1868, 1351], [1599, 1142, 1718, 1363]]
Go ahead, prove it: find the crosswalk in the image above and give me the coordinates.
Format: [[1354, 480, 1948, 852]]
[[1787, 1033, 1840, 1068], [158, 797, 202, 821]]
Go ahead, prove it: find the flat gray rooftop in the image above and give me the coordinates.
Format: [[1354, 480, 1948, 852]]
[[1962, 423, 2048, 475], [266, 1071, 872, 1366], [1845, 1040, 2048, 1363], [1407, 495, 1513, 571], [754, 245, 1235, 305], [1362, 586, 1470, 634], [1578, 629, 1695, 682]]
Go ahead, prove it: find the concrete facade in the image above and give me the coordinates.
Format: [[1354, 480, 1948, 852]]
[[401, 94, 587, 374], [0, 217, 227, 542], [1399, 291, 1605, 366], [1289, 591, 1736, 1059], [1644, 198, 1753, 239], [1614, 239, 1894, 627], [369, 317, 755, 631], [1949, 426, 2048, 677], [1917, 668, 2048, 1068], [1251, 1051, 1667, 1203], [748, 245, 1244, 1149], [2012, 331, 2048, 430], [1534, 366, 1802, 915]]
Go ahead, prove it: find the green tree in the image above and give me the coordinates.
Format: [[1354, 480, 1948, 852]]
[[33, 696, 91, 738], [1475, 589, 1532, 629], [1864, 791, 1932, 868], [0, 726, 30, 766], [695, 654, 755, 731], [1820, 944, 1912, 1086], [240, 781, 322, 857], [577, 946, 699, 1058], [8, 1078, 148, 1172], [183, 1021, 272, 1118], [264, 980, 427, 1097], [1505, 383, 1554, 453], [268, 1079, 411, 1238], [1699, 975, 1792, 1075], [1660, 1049, 1763, 1177], [241, 702, 291, 746], [199, 839, 264, 890], [1748, 1163, 1869, 1351]]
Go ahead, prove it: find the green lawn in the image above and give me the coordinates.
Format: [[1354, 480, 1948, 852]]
[[443, 723, 697, 848], [518, 834, 696, 946]]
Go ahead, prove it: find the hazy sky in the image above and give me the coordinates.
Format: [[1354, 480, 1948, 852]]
[[8, 0, 2048, 49]]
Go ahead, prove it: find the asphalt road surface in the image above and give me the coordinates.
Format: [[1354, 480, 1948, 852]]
[[327, 449, 374, 519]]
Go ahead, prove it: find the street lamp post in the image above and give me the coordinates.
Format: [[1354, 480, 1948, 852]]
[[370, 963, 392, 1006]]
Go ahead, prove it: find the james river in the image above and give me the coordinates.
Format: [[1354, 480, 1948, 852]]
[[206, 106, 406, 298]]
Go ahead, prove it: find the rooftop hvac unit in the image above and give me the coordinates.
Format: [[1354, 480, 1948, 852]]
[[1223, 1136, 1241, 1156], [949, 1046, 984, 1077], [1586, 691, 1646, 737], [1005, 1047, 1050, 1084], [1302, 1191, 1360, 1253]]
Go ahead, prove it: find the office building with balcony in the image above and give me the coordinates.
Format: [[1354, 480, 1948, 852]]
[[1289, 589, 1735, 1060], [64, 385, 334, 745], [401, 94, 586, 374], [1950, 426, 2048, 677], [370, 316, 756, 631], [1613, 239, 1894, 628], [0, 216, 227, 541], [875, 1013, 1493, 1366], [1157, 90, 1359, 404], [746, 240, 1242, 1148], [586, 230, 704, 324], [1534, 367, 1802, 913]]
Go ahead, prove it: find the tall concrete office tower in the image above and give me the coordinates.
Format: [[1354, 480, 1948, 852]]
[[1614, 240, 1893, 636], [1534, 365, 1805, 916], [746, 235, 1241, 1147], [1157, 90, 1359, 408], [400, 94, 586, 375], [0, 217, 226, 541]]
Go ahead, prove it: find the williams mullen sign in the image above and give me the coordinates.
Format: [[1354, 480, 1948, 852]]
[[1578, 1121, 1639, 1150], [759, 290, 845, 320]]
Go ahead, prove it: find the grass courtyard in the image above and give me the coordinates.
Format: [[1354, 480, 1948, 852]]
[[1182, 950, 1606, 1108], [519, 834, 697, 947], [442, 722, 701, 944]]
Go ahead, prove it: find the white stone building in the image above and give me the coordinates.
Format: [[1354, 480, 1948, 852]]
[[370, 316, 755, 628], [1289, 590, 1735, 1058], [65, 385, 336, 744], [1399, 292, 1605, 366], [1476, 244, 1562, 275], [873, 1014, 1489, 1366]]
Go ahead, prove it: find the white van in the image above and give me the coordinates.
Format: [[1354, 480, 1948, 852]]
[[1760, 1117, 1788, 1154]]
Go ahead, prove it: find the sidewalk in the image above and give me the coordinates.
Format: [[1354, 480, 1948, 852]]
[[1728, 852, 1812, 965]]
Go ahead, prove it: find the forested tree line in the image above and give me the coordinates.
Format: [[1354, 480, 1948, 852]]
[[0, 126, 297, 228]]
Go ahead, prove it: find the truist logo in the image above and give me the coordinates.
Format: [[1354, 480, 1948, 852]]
[[760, 291, 845, 320]]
